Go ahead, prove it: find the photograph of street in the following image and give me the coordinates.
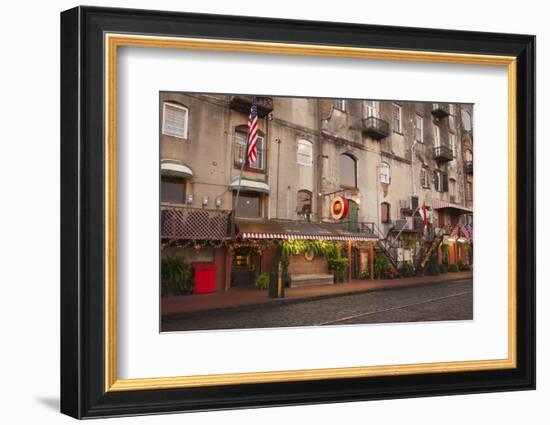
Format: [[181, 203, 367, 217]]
[[159, 93, 474, 332]]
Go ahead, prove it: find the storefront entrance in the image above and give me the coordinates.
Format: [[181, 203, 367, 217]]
[[231, 246, 260, 287]]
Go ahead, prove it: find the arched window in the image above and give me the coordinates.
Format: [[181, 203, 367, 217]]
[[339, 153, 357, 188], [296, 190, 312, 215], [464, 149, 473, 162], [162, 102, 189, 139], [379, 162, 390, 184], [381, 202, 391, 223], [233, 125, 265, 170], [461, 110, 472, 131], [297, 139, 313, 166]]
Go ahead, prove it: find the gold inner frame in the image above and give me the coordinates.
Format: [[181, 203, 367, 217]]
[[104, 33, 517, 392]]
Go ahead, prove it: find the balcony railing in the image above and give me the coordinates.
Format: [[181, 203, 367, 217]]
[[362, 116, 390, 139], [464, 161, 473, 174], [161, 205, 232, 240], [431, 103, 450, 118], [229, 96, 274, 118], [433, 145, 454, 163], [392, 217, 424, 233]]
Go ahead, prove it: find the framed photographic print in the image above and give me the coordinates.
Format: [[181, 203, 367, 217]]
[[60, 6, 535, 419]]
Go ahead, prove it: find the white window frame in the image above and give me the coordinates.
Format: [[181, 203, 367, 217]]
[[379, 162, 391, 184], [420, 167, 429, 188], [450, 133, 457, 158], [235, 131, 265, 170], [392, 103, 402, 133], [297, 139, 313, 166], [415, 114, 424, 142], [449, 104, 456, 131], [364, 100, 378, 118], [162, 102, 189, 139], [333, 99, 346, 111], [434, 124, 441, 148]]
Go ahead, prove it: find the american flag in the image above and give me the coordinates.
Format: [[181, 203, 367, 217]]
[[246, 97, 259, 165]]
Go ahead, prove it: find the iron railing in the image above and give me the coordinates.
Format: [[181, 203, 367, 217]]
[[362, 116, 390, 139], [229, 96, 274, 118], [433, 145, 453, 162]]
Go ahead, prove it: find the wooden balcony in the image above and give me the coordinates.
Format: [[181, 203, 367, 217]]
[[431, 103, 450, 118], [433, 145, 454, 163], [362, 116, 390, 139], [229, 96, 274, 118]]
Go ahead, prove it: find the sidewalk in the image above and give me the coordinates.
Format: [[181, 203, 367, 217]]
[[161, 271, 473, 317]]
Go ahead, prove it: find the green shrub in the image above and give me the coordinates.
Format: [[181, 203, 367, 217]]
[[448, 264, 459, 272], [439, 264, 448, 274], [374, 253, 390, 279], [458, 263, 471, 271], [161, 255, 193, 296], [255, 272, 270, 290], [357, 270, 370, 280], [399, 263, 414, 278], [328, 257, 348, 283], [427, 256, 440, 276]]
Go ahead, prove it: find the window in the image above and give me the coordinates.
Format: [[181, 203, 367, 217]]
[[364, 100, 377, 118], [379, 162, 390, 184], [381, 202, 391, 223], [421, 167, 430, 188], [465, 149, 473, 162], [433, 170, 448, 192], [392, 103, 402, 133], [161, 176, 185, 204], [162, 102, 189, 139], [415, 114, 424, 142], [450, 133, 457, 157], [449, 178, 457, 201], [234, 192, 262, 218], [234, 127, 265, 171], [333, 99, 346, 111], [434, 124, 441, 147], [296, 190, 313, 215], [339, 153, 357, 188], [297, 139, 313, 166], [461, 110, 472, 131], [466, 181, 473, 201]]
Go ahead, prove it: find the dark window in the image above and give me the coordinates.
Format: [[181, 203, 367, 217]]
[[234, 192, 261, 218], [296, 190, 312, 215], [381, 202, 391, 223], [161, 176, 185, 204], [340, 153, 357, 188], [442, 172, 449, 192]]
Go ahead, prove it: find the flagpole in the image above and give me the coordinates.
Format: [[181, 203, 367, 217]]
[[233, 96, 257, 225]]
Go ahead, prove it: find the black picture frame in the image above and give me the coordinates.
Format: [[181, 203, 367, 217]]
[[60, 6, 535, 419]]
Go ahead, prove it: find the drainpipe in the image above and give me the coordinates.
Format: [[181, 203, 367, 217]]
[[411, 139, 418, 197], [275, 137, 281, 219]]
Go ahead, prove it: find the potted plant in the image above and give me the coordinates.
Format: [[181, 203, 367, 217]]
[[161, 255, 193, 296]]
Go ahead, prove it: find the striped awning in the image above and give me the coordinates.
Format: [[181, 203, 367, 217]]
[[432, 199, 473, 213], [236, 219, 378, 242], [161, 159, 193, 178], [229, 177, 270, 194]]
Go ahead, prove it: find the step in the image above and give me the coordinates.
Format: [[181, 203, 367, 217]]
[[290, 273, 334, 288]]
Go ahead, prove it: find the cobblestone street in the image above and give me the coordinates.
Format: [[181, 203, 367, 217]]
[[161, 278, 472, 332]]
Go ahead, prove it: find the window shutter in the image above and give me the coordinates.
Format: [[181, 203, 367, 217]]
[[163, 103, 188, 139], [433, 171, 439, 191]]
